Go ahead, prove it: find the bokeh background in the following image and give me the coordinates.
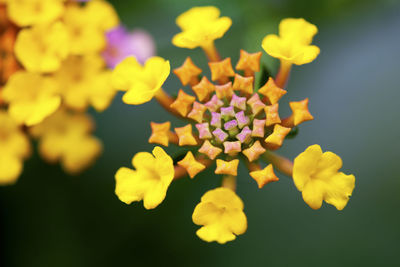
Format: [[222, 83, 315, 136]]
[[1, 0, 400, 266]]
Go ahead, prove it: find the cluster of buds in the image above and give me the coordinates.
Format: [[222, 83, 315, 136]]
[[112, 6, 356, 244], [0, 0, 154, 185]]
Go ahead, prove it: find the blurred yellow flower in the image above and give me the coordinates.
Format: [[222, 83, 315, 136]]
[[30, 109, 102, 174], [63, 0, 118, 55], [112, 56, 170, 105], [192, 187, 247, 244], [54, 55, 115, 112], [2, 71, 61, 126], [15, 21, 70, 73], [0, 111, 31, 185], [172, 6, 232, 49], [115, 147, 174, 209], [293, 145, 355, 210], [5, 0, 65, 27], [262, 18, 320, 65]]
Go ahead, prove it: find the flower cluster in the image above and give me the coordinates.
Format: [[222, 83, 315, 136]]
[[0, 0, 154, 185], [112, 6, 356, 244]]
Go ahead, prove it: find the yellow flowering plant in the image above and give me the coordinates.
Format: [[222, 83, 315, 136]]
[[0, 0, 125, 182], [112, 6, 355, 244]]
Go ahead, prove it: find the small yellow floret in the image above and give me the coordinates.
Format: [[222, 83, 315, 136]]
[[262, 18, 320, 65], [0, 111, 31, 185], [215, 159, 239, 176], [172, 6, 232, 49], [293, 145, 355, 210], [115, 147, 174, 209], [3, 71, 61, 126], [192, 187, 247, 244], [55, 55, 115, 111], [112, 56, 170, 105], [6, 0, 65, 27], [15, 21, 70, 73], [178, 151, 206, 179], [29, 109, 102, 174]]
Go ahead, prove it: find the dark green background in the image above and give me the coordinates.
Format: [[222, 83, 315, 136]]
[[1, 0, 400, 266]]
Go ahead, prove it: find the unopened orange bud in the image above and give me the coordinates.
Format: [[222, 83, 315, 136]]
[[175, 124, 198, 146], [242, 140, 266, 162], [148, 121, 171, 146], [187, 102, 207, 123], [215, 159, 239, 176], [215, 82, 233, 99], [264, 104, 281, 126], [264, 124, 291, 149], [173, 57, 202, 86], [290, 98, 314, 126], [232, 74, 253, 94], [199, 140, 222, 160], [235, 49, 262, 74], [258, 77, 287, 104], [209, 58, 235, 82], [170, 89, 196, 117], [249, 164, 279, 188], [178, 151, 206, 178], [192, 76, 215, 101]]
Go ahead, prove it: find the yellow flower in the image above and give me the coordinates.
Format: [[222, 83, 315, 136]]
[[54, 55, 115, 112], [112, 56, 170, 105], [30, 109, 102, 174], [192, 187, 247, 244], [15, 21, 70, 73], [114, 147, 174, 209], [63, 0, 119, 55], [262, 18, 320, 65], [0, 111, 31, 185], [2, 71, 61, 126], [172, 6, 232, 49], [6, 0, 65, 27], [293, 145, 355, 210]]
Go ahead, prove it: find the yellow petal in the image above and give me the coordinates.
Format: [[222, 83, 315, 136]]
[[0, 155, 23, 186]]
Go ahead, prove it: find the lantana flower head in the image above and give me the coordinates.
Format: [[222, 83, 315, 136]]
[[112, 6, 355, 244]]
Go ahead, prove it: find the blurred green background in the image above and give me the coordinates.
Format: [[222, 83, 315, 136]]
[[1, 0, 400, 266]]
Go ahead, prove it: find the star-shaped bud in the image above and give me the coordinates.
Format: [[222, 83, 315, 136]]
[[187, 102, 207, 123], [212, 128, 228, 143], [289, 98, 314, 126], [209, 58, 235, 82], [242, 140, 266, 162], [170, 89, 196, 116], [215, 159, 239, 176], [236, 126, 252, 143], [178, 151, 206, 178], [199, 140, 222, 160], [249, 164, 279, 189], [224, 120, 238, 131], [223, 141, 241, 155], [264, 124, 291, 148], [175, 124, 198, 146], [196, 123, 212, 139], [264, 104, 281, 126], [247, 94, 266, 115], [232, 74, 254, 94], [148, 121, 171, 146], [220, 106, 235, 120], [210, 112, 222, 128], [173, 57, 202, 86], [205, 95, 223, 112], [235, 111, 250, 128], [235, 49, 262, 73], [192, 76, 215, 101], [252, 119, 266, 137], [215, 82, 233, 99], [258, 77, 287, 104], [230, 94, 247, 110]]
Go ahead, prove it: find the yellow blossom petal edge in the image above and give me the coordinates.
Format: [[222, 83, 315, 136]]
[[115, 147, 174, 209], [112, 56, 170, 105], [172, 6, 232, 49], [192, 187, 247, 244], [262, 18, 320, 65], [293, 145, 355, 210]]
